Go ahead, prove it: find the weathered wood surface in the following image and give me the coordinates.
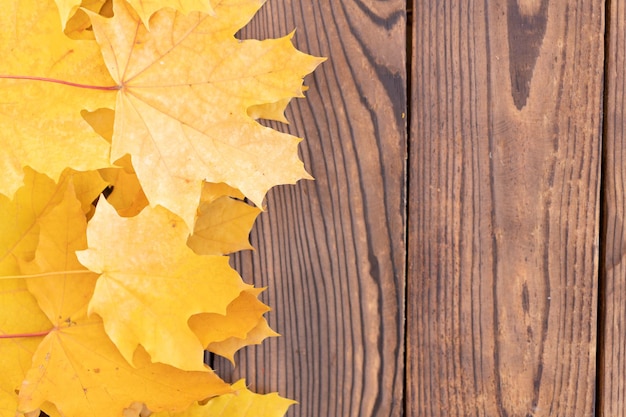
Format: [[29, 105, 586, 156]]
[[202, 1, 626, 416], [407, 1, 604, 416], [215, 2, 407, 417], [600, 0, 626, 415]]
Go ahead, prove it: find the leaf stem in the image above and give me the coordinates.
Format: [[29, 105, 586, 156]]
[[0, 330, 51, 339], [0, 75, 120, 91], [0, 270, 92, 280]]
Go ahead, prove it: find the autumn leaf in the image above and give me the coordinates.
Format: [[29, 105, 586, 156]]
[[0, 0, 116, 198], [19, 180, 96, 321], [151, 379, 296, 417], [188, 195, 260, 256], [187, 182, 259, 255], [0, 279, 51, 417], [54, 0, 106, 30], [17, 180, 231, 417], [56, 0, 111, 38], [20, 323, 232, 417], [63, 169, 109, 216], [1, 0, 321, 414], [55, 0, 214, 30], [0, 169, 63, 277], [98, 155, 150, 217], [126, 0, 214, 28], [207, 317, 278, 364], [81, 107, 115, 143], [0, 171, 104, 416], [247, 98, 292, 124], [199, 182, 246, 204], [0, 168, 105, 277], [76, 200, 251, 371], [189, 288, 269, 347], [86, 0, 324, 226]]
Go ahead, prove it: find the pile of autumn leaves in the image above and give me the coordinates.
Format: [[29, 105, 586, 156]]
[[0, 0, 322, 416]]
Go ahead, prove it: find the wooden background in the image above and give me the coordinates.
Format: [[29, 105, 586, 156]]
[[215, 1, 626, 416]]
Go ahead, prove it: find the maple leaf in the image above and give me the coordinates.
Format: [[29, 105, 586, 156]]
[[0, 279, 51, 417], [17, 180, 232, 417], [76, 200, 251, 371], [81, 107, 116, 142], [58, 0, 111, 40], [55, 0, 214, 30], [54, 0, 107, 30], [0, 169, 63, 277], [0, 168, 105, 277], [86, 0, 324, 227], [247, 98, 292, 124], [188, 183, 261, 255], [0, 0, 116, 198], [190, 287, 278, 364], [151, 379, 296, 417], [199, 182, 246, 203], [98, 155, 150, 217], [189, 288, 269, 347], [207, 317, 277, 364]]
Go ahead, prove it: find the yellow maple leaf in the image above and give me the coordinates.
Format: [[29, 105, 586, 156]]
[[56, 0, 110, 38], [188, 195, 260, 255], [0, 168, 106, 277], [127, 0, 214, 28], [62, 169, 109, 216], [81, 107, 115, 142], [55, 0, 214, 30], [54, 0, 105, 30], [0, 0, 115, 198], [76, 200, 251, 371], [151, 379, 296, 417], [0, 169, 63, 277], [17, 180, 231, 417], [199, 182, 246, 204], [98, 155, 150, 217], [86, 0, 324, 227], [0, 279, 51, 417], [207, 317, 278, 364], [189, 288, 269, 347], [247, 98, 292, 124]]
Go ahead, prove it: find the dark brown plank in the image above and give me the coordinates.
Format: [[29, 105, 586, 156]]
[[214, 2, 407, 417], [599, 0, 626, 415], [407, 1, 604, 416]]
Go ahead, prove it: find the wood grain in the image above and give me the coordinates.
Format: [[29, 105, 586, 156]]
[[213, 2, 407, 417], [599, 0, 626, 415], [407, 1, 604, 416]]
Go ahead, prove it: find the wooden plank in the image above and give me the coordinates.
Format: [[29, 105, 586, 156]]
[[407, 1, 604, 416], [599, 0, 626, 415], [213, 2, 407, 417]]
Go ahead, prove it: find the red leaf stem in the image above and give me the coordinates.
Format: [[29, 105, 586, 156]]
[[0, 329, 51, 339], [0, 75, 120, 90]]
